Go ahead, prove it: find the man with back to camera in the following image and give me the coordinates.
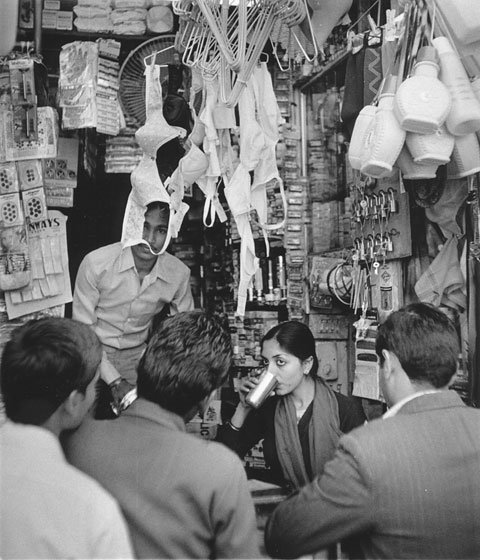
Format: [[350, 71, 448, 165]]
[[73, 200, 194, 415], [64, 310, 261, 559], [0, 316, 133, 559], [265, 302, 480, 559]]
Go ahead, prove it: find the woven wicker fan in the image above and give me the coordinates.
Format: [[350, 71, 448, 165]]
[[119, 35, 177, 128]]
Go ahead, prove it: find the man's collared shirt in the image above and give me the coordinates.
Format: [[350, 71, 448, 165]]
[[383, 390, 443, 419], [0, 421, 133, 559], [73, 242, 194, 350]]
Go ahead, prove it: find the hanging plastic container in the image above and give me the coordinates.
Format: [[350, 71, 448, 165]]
[[448, 133, 480, 178], [347, 105, 377, 169], [434, 0, 480, 46], [432, 36, 480, 135], [361, 76, 406, 179], [396, 145, 439, 180], [405, 125, 455, 165], [394, 46, 451, 134]]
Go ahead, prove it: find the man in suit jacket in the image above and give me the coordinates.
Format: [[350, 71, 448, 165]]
[[265, 302, 480, 559], [64, 311, 261, 559]]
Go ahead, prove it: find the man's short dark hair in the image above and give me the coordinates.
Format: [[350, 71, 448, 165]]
[[1, 317, 102, 425], [146, 201, 169, 217], [137, 311, 232, 417], [376, 303, 459, 388]]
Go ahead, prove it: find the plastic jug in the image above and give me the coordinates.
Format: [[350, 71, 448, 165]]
[[394, 46, 451, 134], [347, 105, 377, 169], [433, 36, 480, 135], [448, 133, 480, 178], [406, 126, 455, 165], [396, 145, 439, 180], [361, 76, 406, 178]]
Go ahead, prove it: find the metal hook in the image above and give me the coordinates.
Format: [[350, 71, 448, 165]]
[[144, 45, 175, 67]]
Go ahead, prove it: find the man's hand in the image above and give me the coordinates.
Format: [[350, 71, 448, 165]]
[[109, 378, 137, 416]]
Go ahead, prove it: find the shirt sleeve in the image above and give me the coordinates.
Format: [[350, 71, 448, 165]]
[[72, 254, 100, 327], [169, 267, 194, 313], [264, 434, 373, 559], [216, 405, 269, 461], [212, 451, 262, 559]]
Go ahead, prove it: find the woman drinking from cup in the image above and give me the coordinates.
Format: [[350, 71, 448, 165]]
[[217, 321, 366, 489]]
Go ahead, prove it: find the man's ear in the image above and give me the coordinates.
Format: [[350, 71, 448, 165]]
[[198, 389, 216, 417], [184, 389, 216, 424], [63, 390, 84, 421], [381, 349, 393, 379]]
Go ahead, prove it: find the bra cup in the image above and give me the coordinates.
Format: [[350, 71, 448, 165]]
[[168, 144, 209, 212], [250, 183, 268, 225], [135, 118, 180, 157], [224, 163, 251, 217], [252, 63, 282, 142], [181, 144, 209, 184], [252, 142, 278, 188], [238, 83, 266, 171], [136, 63, 180, 157], [130, 156, 170, 206], [188, 118, 206, 147]]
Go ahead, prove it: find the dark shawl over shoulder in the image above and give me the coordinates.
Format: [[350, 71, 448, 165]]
[[217, 384, 365, 487]]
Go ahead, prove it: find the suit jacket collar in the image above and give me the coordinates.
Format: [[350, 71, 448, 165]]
[[397, 390, 465, 416], [123, 398, 186, 432]]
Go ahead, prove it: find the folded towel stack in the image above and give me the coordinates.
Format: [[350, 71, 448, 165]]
[[112, 0, 149, 34], [74, 0, 113, 33], [72, 0, 174, 35]]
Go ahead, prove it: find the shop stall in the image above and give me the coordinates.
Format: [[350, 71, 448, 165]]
[[0, 0, 479, 530]]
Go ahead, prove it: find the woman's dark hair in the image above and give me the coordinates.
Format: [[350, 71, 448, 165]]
[[261, 321, 318, 376]]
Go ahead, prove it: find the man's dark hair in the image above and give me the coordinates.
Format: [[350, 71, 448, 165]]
[[1, 317, 102, 425], [146, 201, 169, 217], [137, 311, 232, 417], [375, 303, 459, 388]]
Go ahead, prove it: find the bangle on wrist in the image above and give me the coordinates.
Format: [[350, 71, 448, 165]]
[[227, 419, 241, 432]]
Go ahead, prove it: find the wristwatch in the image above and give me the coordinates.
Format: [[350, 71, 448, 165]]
[[109, 378, 137, 416]]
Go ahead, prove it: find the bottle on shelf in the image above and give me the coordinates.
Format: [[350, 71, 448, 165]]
[[265, 259, 274, 304]]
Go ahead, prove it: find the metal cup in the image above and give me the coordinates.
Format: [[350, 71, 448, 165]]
[[245, 370, 278, 409]]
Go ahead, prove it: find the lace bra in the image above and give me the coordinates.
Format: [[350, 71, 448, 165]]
[[135, 63, 180, 157]]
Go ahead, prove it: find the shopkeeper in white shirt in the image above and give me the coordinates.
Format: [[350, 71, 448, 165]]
[[73, 201, 194, 414]]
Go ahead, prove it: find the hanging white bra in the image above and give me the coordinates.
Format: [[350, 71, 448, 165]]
[[135, 63, 181, 157]]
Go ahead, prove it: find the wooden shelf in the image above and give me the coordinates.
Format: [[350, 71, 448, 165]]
[[295, 49, 349, 92], [19, 28, 175, 44]]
